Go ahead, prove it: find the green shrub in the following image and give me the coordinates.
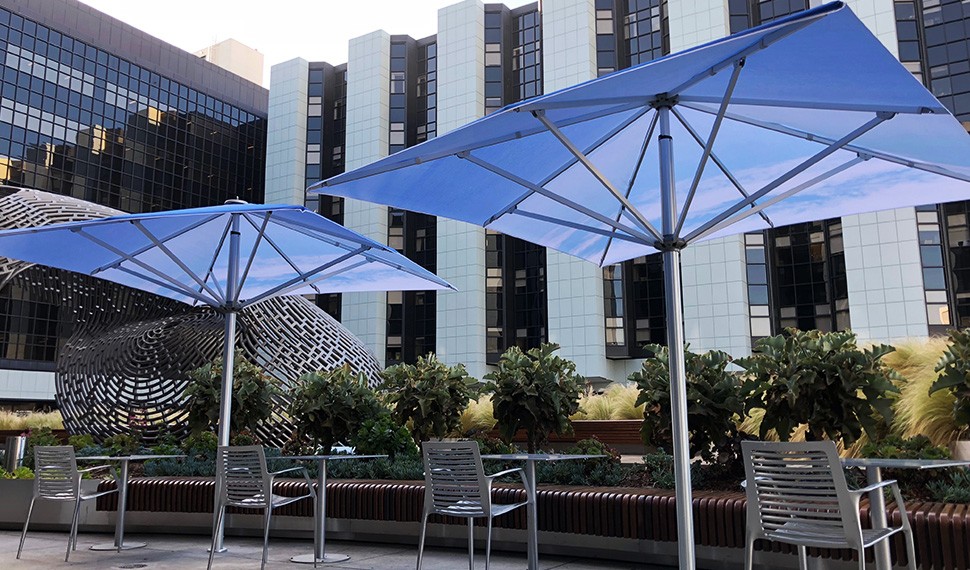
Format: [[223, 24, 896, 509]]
[[930, 329, 970, 432], [860, 434, 951, 499], [536, 438, 625, 486], [737, 329, 898, 445], [352, 413, 419, 459], [929, 469, 970, 503], [485, 343, 584, 453], [185, 351, 279, 437], [230, 429, 258, 446], [632, 344, 743, 463], [382, 354, 477, 445], [23, 426, 60, 469], [7, 466, 33, 479], [643, 451, 676, 489], [103, 433, 141, 456], [67, 434, 95, 450], [288, 365, 384, 451]]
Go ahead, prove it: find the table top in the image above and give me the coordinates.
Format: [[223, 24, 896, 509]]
[[842, 458, 970, 470], [274, 454, 387, 462], [77, 454, 186, 462], [481, 453, 605, 461]]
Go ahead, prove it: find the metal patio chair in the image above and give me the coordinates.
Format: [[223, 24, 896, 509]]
[[17, 445, 118, 561], [742, 440, 917, 570], [207, 445, 315, 570], [417, 440, 528, 570]]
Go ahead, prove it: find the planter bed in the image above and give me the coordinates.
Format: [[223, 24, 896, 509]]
[[70, 477, 970, 570]]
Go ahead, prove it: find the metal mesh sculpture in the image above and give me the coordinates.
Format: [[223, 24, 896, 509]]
[[0, 187, 383, 446]]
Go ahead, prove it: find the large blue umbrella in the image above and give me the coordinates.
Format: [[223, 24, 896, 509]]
[[310, 3, 970, 568], [0, 200, 452, 449]]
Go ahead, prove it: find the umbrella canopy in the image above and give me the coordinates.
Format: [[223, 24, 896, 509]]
[[310, 3, 970, 568], [311, 2, 970, 263], [0, 201, 451, 308], [0, 202, 452, 443]]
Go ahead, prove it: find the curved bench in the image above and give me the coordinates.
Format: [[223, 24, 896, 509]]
[[96, 478, 970, 569]]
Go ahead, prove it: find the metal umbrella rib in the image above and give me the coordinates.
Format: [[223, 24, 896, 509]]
[[683, 111, 893, 243]]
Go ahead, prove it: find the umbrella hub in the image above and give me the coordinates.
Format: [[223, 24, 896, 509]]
[[650, 93, 679, 109], [655, 236, 687, 252], [224, 198, 248, 205]]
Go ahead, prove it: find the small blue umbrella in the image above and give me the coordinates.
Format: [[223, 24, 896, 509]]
[[310, 3, 970, 568], [0, 200, 453, 449]]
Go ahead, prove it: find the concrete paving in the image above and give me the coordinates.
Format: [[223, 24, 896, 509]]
[[0, 530, 672, 569]]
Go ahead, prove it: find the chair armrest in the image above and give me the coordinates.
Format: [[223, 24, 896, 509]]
[[849, 479, 899, 495], [486, 468, 524, 480], [486, 467, 528, 492], [269, 466, 308, 477], [78, 464, 119, 482], [269, 466, 316, 499]]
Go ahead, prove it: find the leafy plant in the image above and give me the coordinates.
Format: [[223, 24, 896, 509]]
[[737, 329, 899, 445], [352, 413, 419, 459], [861, 435, 952, 500], [929, 469, 970, 503], [23, 426, 60, 469], [382, 354, 477, 445], [67, 434, 95, 449], [230, 429, 258, 446], [930, 329, 970, 433], [484, 343, 584, 453], [537, 437, 624, 486], [185, 351, 280, 437], [103, 433, 140, 456], [288, 365, 384, 451], [0, 466, 34, 479], [632, 344, 744, 463]]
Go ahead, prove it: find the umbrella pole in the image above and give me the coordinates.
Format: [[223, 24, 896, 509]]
[[658, 104, 696, 570], [213, 213, 241, 552]]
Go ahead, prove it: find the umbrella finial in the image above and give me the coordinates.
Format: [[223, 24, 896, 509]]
[[224, 197, 247, 205]]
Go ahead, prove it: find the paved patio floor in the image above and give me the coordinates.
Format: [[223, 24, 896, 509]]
[[0, 530, 673, 569]]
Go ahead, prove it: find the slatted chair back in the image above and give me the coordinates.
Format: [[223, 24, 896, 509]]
[[33, 446, 79, 499], [422, 440, 490, 518], [216, 445, 269, 507], [742, 440, 863, 551]]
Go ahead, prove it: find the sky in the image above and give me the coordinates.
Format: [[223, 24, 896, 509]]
[[78, 0, 535, 87]]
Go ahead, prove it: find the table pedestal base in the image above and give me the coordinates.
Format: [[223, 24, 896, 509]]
[[290, 553, 350, 564], [90, 541, 146, 551]]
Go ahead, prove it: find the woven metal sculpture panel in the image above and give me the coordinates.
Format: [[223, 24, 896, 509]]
[[0, 187, 383, 446]]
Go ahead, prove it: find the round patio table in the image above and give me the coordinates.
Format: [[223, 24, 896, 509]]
[[77, 454, 185, 551], [481, 453, 604, 570], [841, 457, 970, 570], [275, 454, 385, 564]]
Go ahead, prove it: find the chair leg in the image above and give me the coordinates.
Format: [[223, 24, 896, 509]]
[[66, 497, 82, 562], [261, 508, 272, 570], [207, 506, 225, 570], [415, 511, 429, 570], [743, 533, 755, 570], [467, 518, 474, 570], [17, 497, 36, 559], [903, 528, 917, 570], [485, 515, 494, 570], [797, 545, 808, 570]]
